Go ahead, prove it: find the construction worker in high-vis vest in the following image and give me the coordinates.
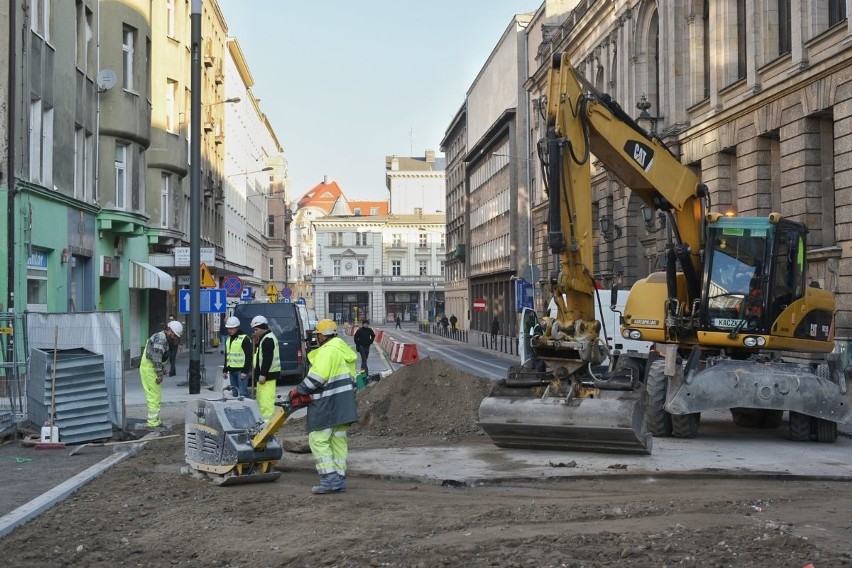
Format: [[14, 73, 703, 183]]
[[222, 316, 252, 397], [289, 318, 358, 495], [250, 315, 280, 419], [139, 320, 183, 429]]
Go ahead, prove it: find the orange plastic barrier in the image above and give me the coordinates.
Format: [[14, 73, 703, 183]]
[[400, 343, 419, 364]]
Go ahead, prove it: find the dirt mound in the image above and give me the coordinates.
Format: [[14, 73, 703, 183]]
[[352, 357, 493, 439], [279, 357, 494, 443]]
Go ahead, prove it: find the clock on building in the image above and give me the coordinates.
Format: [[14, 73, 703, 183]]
[[345, 261, 353, 270]]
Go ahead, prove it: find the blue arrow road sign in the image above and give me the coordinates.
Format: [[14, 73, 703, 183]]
[[179, 288, 227, 314]]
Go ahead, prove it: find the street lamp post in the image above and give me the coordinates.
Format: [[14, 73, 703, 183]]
[[188, 0, 202, 394]]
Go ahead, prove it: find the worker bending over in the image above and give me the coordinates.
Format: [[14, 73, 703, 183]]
[[139, 320, 183, 429]]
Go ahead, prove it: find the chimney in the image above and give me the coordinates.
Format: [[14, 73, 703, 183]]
[[414, 207, 423, 217], [323, 175, 334, 185], [425, 150, 435, 163], [390, 156, 399, 171]]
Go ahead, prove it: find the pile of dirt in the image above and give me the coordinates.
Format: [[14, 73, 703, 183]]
[[280, 357, 494, 444], [351, 357, 493, 439]]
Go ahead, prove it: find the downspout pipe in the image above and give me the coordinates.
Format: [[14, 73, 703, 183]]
[[7, 0, 17, 315]]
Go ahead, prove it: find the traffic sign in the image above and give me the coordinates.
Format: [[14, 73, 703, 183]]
[[473, 297, 487, 312], [265, 282, 279, 297], [222, 275, 243, 297], [296, 297, 306, 305], [281, 287, 292, 299], [178, 288, 227, 314], [240, 286, 253, 301], [200, 263, 216, 288]]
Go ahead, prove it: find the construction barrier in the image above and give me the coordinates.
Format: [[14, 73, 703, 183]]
[[374, 330, 384, 343], [400, 343, 419, 364]]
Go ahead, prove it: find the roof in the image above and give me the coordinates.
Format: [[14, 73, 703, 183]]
[[296, 180, 345, 213]]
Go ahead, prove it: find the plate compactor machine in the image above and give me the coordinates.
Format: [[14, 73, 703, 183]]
[[182, 391, 296, 486]]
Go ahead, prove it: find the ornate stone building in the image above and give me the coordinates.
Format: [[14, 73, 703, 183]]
[[523, 0, 851, 346]]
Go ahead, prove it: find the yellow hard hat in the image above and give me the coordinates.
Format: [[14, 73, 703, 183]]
[[315, 319, 338, 336]]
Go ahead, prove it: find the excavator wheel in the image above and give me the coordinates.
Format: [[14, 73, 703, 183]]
[[645, 359, 672, 437], [814, 418, 838, 443], [671, 412, 700, 438], [789, 411, 812, 442]]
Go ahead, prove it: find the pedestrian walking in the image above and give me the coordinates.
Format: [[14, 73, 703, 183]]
[[139, 320, 183, 429], [289, 318, 358, 495], [353, 320, 376, 374], [167, 315, 180, 377], [395, 314, 402, 329], [440, 314, 449, 333], [250, 315, 280, 419], [490, 316, 500, 348], [222, 316, 252, 397], [449, 314, 458, 330]]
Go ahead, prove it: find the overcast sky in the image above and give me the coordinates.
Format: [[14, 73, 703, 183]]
[[217, 0, 535, 201]]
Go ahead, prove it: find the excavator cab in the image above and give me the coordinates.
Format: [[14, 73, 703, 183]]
[[698, 215, 834, 352]]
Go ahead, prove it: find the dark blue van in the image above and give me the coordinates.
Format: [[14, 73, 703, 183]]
[[233, 302, 307, 384]]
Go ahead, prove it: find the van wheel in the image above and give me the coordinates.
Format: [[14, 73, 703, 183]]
[[645, 360, 672, 437]]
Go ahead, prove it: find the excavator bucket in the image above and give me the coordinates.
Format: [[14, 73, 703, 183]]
[[478, 368, 653, 455]]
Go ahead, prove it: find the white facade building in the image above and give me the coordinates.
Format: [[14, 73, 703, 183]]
[[385, 151, 446, 215], [310, 212, 446, 325], [222, 38, 285, 293]]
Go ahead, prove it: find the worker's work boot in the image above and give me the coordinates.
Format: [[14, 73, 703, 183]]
[[335, 475, 347, 493], [311, 473, 341, 495]]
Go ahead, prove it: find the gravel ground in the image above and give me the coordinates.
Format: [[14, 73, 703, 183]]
[[1, 357, 851, 567]]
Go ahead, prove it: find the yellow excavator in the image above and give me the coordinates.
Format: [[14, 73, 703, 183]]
[[478, 52, 852, 454]]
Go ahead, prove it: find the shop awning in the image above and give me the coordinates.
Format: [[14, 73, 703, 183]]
[[130, 261, 173, 291]]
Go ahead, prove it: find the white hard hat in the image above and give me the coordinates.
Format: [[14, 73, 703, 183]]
[[225, 316, 240, 328], [167, 320, 183, 337], [250, 315, 268, 328]]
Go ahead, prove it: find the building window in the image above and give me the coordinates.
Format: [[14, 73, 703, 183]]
[[440, 233, 445, 248], [267, 214, 275, 237], [27, 249, 49, 312], [779, 0, 791, 55], [74, 127, 92, 201], [353, 207, 361, 215], [829, 0, 847, 26], [333, 259, 341, 276], [419, 233, 428, 248], [356, 232, 367, 246], [76, 1, 93, 73], [30, 0, 51, 42], [165, 79, 178, 133], [268, 259, 274, 280], [160, 173, 170, 227], [370, 207, 378, 215], [357, 259, 365, 276], [29, 99, 54, 187], [115, 143, 128, 209], [440, 261, 445, 276], [122, 26, 136, 91], [165, 0, 176, 38], [392, 234, 402, 247], [392, 260, 401, 276], [419, 261, 428, 276]]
